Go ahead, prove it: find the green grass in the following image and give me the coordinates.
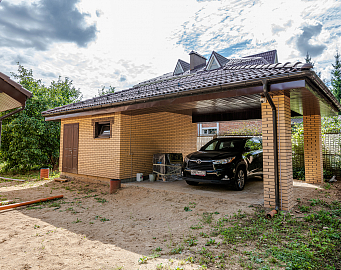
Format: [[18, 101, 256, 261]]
[[0, 164, 60, 181], [94, 197, 107, 203], [167, 196, 341, 269]]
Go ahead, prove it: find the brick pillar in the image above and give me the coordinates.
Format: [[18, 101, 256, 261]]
[[303, 115, 323, 184], [261, 94, 294, 210]]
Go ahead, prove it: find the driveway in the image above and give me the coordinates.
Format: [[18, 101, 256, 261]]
[[125, 177, 321, 207], [125, 177, 264, 205]]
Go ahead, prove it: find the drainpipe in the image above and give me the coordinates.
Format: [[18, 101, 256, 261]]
[[262, 80, 280, 213], [0, 105, 26, 149]]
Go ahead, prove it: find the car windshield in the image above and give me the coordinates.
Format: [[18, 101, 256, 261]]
[[200, 139, 244, 151]]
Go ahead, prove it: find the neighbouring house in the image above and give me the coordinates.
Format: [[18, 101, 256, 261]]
[[0, 72, 32, 144], [42, 49, 341, 210], [198, 120, 262, 136]]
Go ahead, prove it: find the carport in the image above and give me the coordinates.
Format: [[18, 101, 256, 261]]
[[0, 72, 32, 144], [43, 50, 341, 211]]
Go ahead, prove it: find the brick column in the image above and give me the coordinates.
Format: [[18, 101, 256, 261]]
[[303, 115, 323, 184], [261, 94, 294, 210]]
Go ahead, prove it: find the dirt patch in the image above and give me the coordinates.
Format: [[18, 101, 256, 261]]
[[0, 178, 338, 269]]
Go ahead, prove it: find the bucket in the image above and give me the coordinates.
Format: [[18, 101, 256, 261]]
[[149, 174, 156, 182], [40, 168, 49, 179], [136, 173, 143, 182], [109, 179, 121, 194]]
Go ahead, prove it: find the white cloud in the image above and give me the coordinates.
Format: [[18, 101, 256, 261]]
[[0, 0, 340, 99]]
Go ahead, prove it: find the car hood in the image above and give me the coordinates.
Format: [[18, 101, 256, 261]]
[[187, 151, 239, 161]]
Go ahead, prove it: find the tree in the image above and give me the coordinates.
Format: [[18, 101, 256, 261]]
[[331, 51, 341, 103], [97, 86, 115, 97], [0, 64, 82, 172], [305, 52, 313, 66], [305, 52, 322, 78]]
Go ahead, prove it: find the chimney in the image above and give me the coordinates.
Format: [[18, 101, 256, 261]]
[[189, 51, 207, 70]]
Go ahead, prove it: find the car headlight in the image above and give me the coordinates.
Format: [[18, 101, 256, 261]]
[[184, 156, 190, 163], [213, 157, 235, 164]]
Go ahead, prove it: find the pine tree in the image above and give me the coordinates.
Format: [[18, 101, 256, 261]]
[[331, 51, 341, 103], [305, 52, 314, 66], [305, 52, 322, 78]]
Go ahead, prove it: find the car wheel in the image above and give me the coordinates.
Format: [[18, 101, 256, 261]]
[[186, 180, 199, 186], [234, 167, 246, 191]]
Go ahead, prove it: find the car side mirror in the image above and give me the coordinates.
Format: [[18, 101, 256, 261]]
[[245, 147, 251, 152]]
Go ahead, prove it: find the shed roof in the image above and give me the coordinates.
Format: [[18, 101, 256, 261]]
[[0, 72, 32, 112]]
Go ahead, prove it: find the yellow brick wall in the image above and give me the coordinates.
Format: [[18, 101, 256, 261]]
[[118, 111, 197, 179], [261, 95, 294, 210], [59, 111, 197, 182], [303, 115, 323, 184], [60, 113, 121, 180]]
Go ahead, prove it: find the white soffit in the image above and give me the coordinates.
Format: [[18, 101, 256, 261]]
[[0, 92, 22, 112]]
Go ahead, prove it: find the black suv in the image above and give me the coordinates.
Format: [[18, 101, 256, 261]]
[[182, 137, 262, 190]]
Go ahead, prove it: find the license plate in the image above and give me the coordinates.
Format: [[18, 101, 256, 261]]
[[191, 170, 206, 176]]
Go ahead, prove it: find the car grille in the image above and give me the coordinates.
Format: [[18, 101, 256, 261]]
[[188, 160, 214, 171]]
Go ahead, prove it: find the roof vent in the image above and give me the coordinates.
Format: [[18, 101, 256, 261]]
[[189, 51, 207, 70]]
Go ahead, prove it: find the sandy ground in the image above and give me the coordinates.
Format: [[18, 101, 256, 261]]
[[0, 177, 323, 270]]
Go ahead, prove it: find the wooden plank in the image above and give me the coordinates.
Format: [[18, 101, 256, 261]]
[[54, 178, 68, 183], [0, 177, 25, 182]]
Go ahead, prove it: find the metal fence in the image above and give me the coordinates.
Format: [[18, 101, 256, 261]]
[[292, 133, 341, 178]]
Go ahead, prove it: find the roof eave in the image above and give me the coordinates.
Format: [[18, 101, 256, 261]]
[[305, 71, 341, 112], [43, 71, 312, 119]]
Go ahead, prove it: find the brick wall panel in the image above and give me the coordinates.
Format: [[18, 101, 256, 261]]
[[303, 115, 323, 184], [261, 95, 294, 210]]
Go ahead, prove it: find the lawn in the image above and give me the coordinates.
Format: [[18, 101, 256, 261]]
[[0, 172, 340, 269]]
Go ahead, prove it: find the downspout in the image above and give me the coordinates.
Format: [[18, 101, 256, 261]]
[[262, 80, 280, 213], [0, 105, 26, 149]]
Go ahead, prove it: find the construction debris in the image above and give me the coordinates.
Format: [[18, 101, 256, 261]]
[[329, 176, 337, 183], [0, 200, 14, 206], [0, 195, 63, 211], [0, 177, 25, 182], [54, 178, 68, 183]]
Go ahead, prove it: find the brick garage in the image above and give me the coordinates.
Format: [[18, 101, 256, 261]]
[[43, 50, 341, 210], [60, 111, 197, 183]]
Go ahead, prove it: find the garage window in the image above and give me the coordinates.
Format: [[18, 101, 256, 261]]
[[95, 122, 110, 138]]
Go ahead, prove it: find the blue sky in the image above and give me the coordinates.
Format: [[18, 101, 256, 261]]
[[0, 0, 340, 99]]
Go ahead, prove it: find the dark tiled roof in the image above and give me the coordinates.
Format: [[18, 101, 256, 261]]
[[243, 50, 277, 64], [178, 59, 190, 72], [224, 57, 269, 67], [43, 61, 312, 116], [0, 72, 32, 98]]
